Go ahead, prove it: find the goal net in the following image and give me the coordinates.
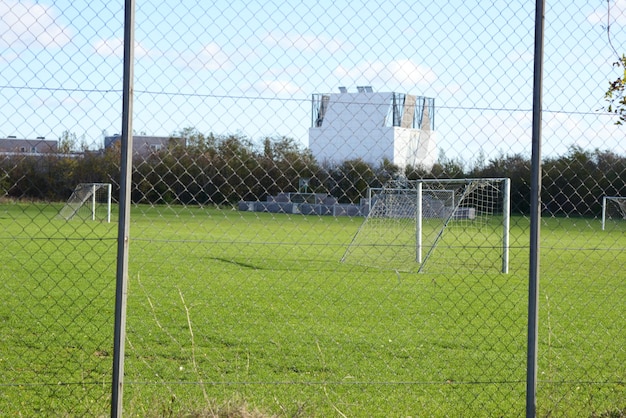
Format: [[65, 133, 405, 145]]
[[341, 178, 510, 273], [602, 196, 626, 230], [59, 183, 112, 222]]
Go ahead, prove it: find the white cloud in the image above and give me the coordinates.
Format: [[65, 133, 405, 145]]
[[588, 0, 626, 25], [0, 0, 71, 48], [263, 31, 344, 54], [0, 50, 19, 63], [541, 112, 625, 155], [388, 60, 438, 84], [93, 38, 122, 57], [173, 43, 233, 71], [439, 108, 626, 163], [94, 38, 152, 58], [253, 79, 302, 95], [262, 65, 309, 79], [334, 59, 437, 90]]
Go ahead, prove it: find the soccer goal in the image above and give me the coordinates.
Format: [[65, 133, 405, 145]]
[[341, 178, 510, 273], [59, 183, 112, 222], [601, 196, 626, 230]]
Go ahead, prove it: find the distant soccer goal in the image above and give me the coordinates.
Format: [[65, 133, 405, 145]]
[[341, 178, 510, 273], [601, 196, 626, 230], [59, 183, 112, 222]]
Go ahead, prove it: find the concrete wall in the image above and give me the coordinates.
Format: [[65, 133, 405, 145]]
[[239, 192, 362, 217]]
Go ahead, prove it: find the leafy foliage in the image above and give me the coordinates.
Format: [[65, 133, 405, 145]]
[[1, 129, 625, 216], [605, 55, 626, 125]]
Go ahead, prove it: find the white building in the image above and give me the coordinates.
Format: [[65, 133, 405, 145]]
[[308, 87, 436, 169]]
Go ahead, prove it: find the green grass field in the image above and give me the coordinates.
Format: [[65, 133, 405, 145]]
[[0, 202, 624, 416]]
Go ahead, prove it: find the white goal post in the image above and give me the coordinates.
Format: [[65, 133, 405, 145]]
[[341, 178, 511, 273], [602, 196, 626, 230], [59, 183, 112, 222]]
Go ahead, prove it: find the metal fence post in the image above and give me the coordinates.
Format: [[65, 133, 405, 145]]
[[527, 0, 545, 416], [111, 0, 135, 416]]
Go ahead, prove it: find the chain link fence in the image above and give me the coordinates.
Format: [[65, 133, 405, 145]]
[[1, 1, 625, 416]]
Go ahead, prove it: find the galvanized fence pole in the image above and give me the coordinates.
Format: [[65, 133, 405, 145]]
[[527, 0, 545, 416], [111, 0, 136, 416]]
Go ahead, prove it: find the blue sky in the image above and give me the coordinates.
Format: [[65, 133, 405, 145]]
[[1, 0, 625, 163]]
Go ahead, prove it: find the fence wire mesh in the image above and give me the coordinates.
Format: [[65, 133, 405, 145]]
[[1, 0, 625, 416]]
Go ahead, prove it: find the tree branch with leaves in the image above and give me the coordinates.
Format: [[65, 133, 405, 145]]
[[605, 55, 626, 124], [604, 1, 626, 124]]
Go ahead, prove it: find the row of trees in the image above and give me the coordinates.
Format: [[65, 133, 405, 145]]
[[1, 129, 624, 217]]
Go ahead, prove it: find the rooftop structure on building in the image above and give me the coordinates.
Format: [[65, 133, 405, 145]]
[[308, 87, 436, 169]]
